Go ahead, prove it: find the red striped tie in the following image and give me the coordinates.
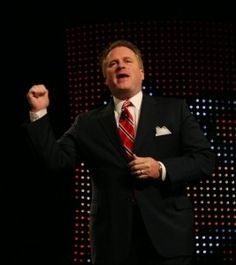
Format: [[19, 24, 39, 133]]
[[118, 100, 135, 160]]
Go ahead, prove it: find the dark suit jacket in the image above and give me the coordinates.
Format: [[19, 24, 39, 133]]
[[25, 94, 215, 265]]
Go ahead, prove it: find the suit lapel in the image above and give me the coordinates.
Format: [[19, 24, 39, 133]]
[[134, 95, 162, 154]]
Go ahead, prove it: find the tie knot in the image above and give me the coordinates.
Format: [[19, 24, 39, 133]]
[[122, 100, 132, 110]]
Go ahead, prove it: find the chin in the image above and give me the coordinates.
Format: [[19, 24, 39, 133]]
[[115, 88, 132, 99]]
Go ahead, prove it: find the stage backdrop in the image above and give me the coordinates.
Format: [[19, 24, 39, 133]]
[[65, 19, 235, 264]]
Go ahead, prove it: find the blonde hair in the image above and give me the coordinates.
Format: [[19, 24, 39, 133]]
[[99, 40, 144, 77]]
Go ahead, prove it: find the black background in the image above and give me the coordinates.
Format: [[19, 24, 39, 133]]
[[3, 2, 234, 264]]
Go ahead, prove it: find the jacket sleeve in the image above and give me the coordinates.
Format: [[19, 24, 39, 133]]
[[23, 114, 78, 174], [162, 100, 216, 186]]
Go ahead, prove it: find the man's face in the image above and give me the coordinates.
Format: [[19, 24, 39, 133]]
[[104, 46, 144, 99]]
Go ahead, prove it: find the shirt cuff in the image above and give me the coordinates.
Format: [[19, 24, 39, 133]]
[[29, 109, 47, 122], [158, 161, 166, 181]]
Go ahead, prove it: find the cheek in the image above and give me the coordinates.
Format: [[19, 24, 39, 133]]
[[104, 77, 112, 86], [104, 74, 114, 85]]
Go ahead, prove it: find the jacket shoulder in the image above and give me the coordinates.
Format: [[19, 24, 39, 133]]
[[144, 94, 186, 107]]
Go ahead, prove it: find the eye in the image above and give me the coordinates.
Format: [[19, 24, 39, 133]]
[[108, 61, 117, 67], [125, 58, 132, 63]]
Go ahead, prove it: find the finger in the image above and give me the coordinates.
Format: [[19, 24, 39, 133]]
[[30, 85, 48, 98], [32, 91, 46, 98], [137, 169, 147, 179], [137, 169, 144, 176]]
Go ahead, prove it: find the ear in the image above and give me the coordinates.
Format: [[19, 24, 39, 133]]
[[104, 77, 108, 86], [140, 68, 144, 80]]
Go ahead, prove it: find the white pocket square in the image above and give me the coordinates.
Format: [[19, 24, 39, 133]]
[[155, 126, 172, 136]]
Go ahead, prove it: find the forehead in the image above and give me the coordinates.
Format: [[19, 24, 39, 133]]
[[106, 46, 136, 60]]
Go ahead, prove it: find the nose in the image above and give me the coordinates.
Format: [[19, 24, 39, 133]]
[[117, 61, 125, 69]]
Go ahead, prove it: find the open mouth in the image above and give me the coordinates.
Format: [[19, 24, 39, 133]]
[[116, 73, 130, 79]]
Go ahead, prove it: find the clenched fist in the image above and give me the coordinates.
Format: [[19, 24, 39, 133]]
[[27, 84, 50, 112]]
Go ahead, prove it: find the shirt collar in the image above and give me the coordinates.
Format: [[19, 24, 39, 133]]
[[113, 91, 143, 114]]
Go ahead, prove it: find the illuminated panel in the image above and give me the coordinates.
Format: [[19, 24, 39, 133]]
[[65, 20, 235, 264], [187, 98, 235, 264]]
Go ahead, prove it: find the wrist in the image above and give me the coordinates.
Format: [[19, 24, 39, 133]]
[[158, 162, 162, 177], [29, 108, 47, 122]]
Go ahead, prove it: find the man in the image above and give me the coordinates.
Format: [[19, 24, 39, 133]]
[[25, 40, 215, 265]]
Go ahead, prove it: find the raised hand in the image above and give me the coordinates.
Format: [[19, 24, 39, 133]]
[[27, 84, 50, 112]]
